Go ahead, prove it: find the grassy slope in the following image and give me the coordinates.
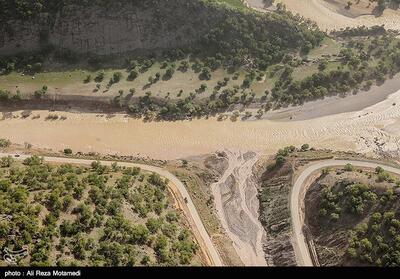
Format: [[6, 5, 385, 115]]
[[0, 37, 340, 101]]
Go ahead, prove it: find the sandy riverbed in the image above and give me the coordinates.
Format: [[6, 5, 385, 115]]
[[211, 151, 267, 266], [1, 84, 400, 160]]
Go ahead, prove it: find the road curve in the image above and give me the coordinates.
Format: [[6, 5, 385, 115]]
[[0, 152, 223, 266], [291, 159, 400, 266]]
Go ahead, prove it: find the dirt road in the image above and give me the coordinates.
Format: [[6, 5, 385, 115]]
[[0, 152, 223, 267], [291, 159, 400, 266]]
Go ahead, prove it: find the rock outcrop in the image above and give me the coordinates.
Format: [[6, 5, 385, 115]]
[[0, 0, 221, 55]]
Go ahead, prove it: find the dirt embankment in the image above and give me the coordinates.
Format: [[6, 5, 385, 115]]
[[0, 95, 119, 114], [257, 160, 297, 266], [3, 73, 400, 120], [265, 74, 400, 122], [304, 173, 349, 266]]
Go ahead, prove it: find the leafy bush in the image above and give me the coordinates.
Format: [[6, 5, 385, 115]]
[[0, 138, 11, 148]]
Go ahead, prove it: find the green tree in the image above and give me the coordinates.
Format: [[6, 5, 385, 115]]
[[275, 155, 286, 167], [344, 164, 354, 172], [301, 144, 310, 151], [0, 138, 11, 147], [0, 156, 13, 167]]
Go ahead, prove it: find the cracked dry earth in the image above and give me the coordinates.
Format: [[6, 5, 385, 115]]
[[211, 150, 267, 266]]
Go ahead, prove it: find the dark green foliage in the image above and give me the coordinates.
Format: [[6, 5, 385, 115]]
[[201, 4, 324, 69], [94, 71, 105, 83], [163, 67, 175, 80], [0, 0, 323, 74], [0, 53, 44, 75], [0, 90, 12, 101], [271, 31, 400, 107], [272, 145, 296, 167], [108, 72, 123, 87], [33, 86, 47, 99], [320, 182, 377, 221], [148, 173, 168, 190], [0, 138, 11, 148], [347, 208, 400, 266], [0, 156, 198, 266], [301, 144, 310, 151], [127, 70, 138, 81], [315, 173, 400, 266]]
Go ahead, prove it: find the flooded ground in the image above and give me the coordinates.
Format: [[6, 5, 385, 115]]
[[1, 85, 400, 160]]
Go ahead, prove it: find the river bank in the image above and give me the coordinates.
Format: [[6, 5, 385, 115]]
[[247, 0, 400, 31], [263, 74, 400, 121]]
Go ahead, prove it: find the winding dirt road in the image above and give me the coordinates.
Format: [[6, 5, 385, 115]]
[[0, 152, 223, 267], [291, 159, 400, 266]]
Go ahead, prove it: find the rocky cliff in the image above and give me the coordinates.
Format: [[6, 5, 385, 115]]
[[0, 0, 222, 56]]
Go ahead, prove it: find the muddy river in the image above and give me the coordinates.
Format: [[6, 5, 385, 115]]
[[1, 87, 400, 159]]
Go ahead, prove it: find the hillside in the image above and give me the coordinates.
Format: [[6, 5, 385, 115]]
[[1, 0, 399, 122], [0, 0, 218, 56], [257, 146, 339, 265], [0, 0, 323, 62], [305, 164, 400, 266], [256, 147, 400, 266], [0, 154, 200, 266]]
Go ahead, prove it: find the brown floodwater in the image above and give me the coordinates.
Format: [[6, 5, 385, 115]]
[[1, 86, 399, 160]]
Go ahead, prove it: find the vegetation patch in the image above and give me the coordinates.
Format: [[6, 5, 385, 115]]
[[0, 156, 199, 266], [305, 165, 400, 266], [1, 2, 399, 121]]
